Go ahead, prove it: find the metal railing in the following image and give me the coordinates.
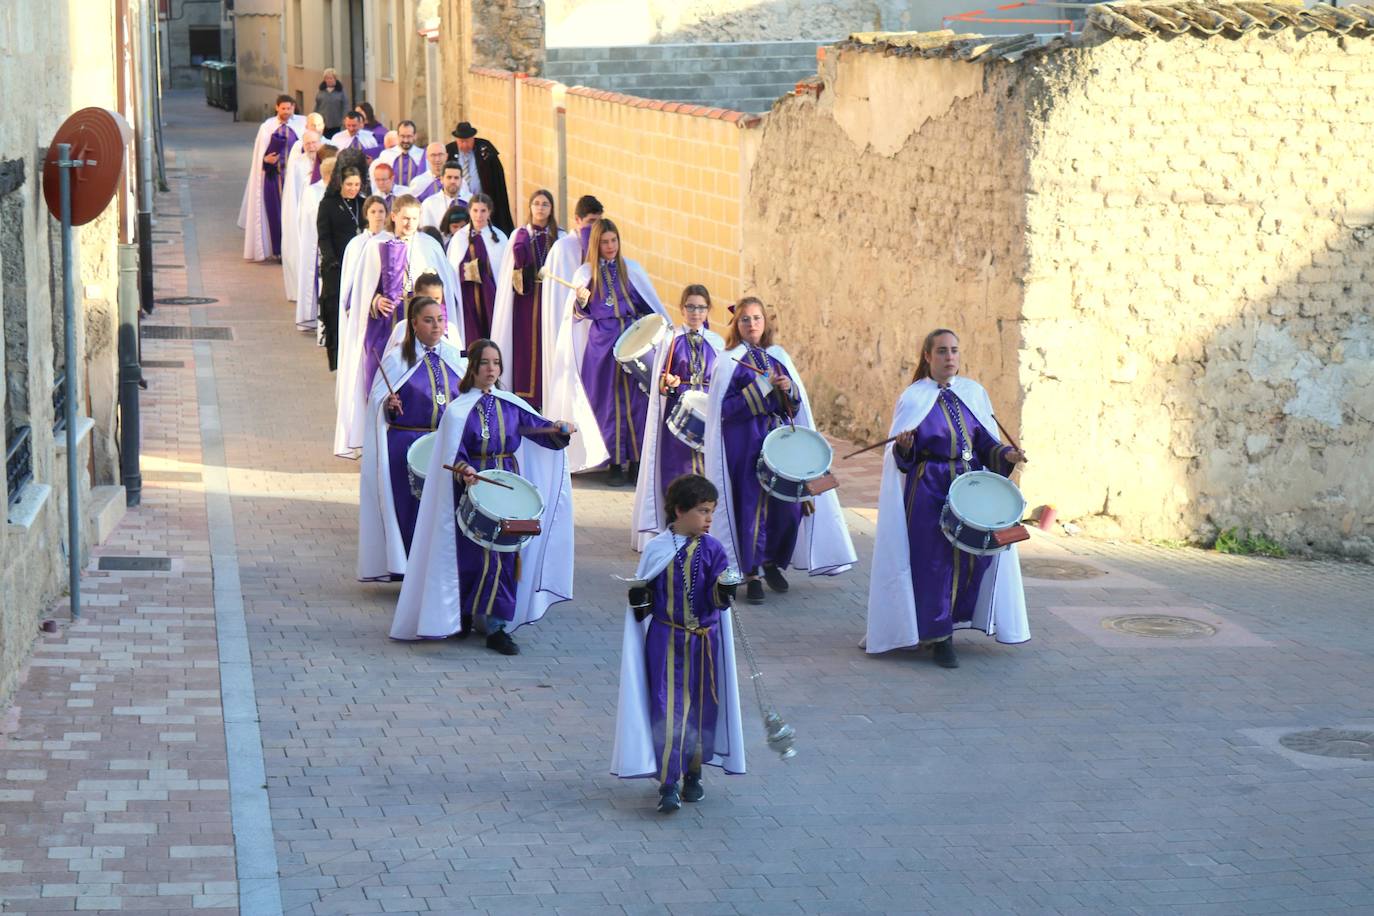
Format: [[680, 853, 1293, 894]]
[[52, 371, 67, 433], [6, 425, 33, 508]]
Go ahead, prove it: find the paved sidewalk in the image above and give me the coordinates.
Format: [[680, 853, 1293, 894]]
[[5, 91, 1374, 916]]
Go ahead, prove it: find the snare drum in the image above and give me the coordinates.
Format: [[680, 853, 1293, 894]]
[[666, 389, 710, 452], [612, 315, 671, 394], [939, 470, 1027, 556], [755, 426, 835, 503], [456, 469, 544, 552], [405, 431, 439, 500]]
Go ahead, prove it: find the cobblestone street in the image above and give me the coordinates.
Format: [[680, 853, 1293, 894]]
[[3, 92, 1374, 915]]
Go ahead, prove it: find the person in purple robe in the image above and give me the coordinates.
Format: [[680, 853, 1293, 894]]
[[571, 218, 659, 486], [447, 194, 506, 343], [261, 99, 300, 258], [889, 329, 1026, 667], [502, 189, 562, 410], [447, 340, 575, 654], [657, 285, 720, 481], [378, 298, 463, 556], [625, 474, 740, 812], [716, 298, 804, 604], [355, 101, 387, 148]]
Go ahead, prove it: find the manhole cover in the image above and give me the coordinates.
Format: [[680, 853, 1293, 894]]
[[1102, 615, 1217, 638], [140, 359, 185, 368], [1279, 729, 1374, 762], [142, 324, 232, 340], [98, 556, 172, 571], [153, 297, 218, 306], [1021, 559, 1106, 580]]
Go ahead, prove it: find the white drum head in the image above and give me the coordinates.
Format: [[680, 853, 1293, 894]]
[[948, 471, 1025, 530], [761, 427, 833, 481], [679, 390, 709, 415], [613, 315, 669, 362], [469, 469, 543, 521], [406, 432, 439, 482]]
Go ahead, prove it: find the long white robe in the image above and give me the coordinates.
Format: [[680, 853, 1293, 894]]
[[610, 529, 747, 779], [630, 327, 725, 551], [328, 128, 380, 153], [405, 171, 443, 201], [444, 224, 508, 298], [279, 145, 316, 301], [336, 233, 463, 460], [490, 225, 569, 393], [420, 190, 468, 232], [388, 388, 575, 639], [357, 340, 468, 581], [864, 377, 1030, 652], [540, 231, 588, 402], [703, 343, 857, 578], [294, 181, 327, 330], [238, 113, 306, 262], [333, 229, 384, 457], [545, 260, 669, 473], [370, 145, 424, 185]]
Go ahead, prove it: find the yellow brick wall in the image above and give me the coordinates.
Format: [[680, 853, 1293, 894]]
[[466, 68, 518, 212], [563, 92, 747, 325], [515, 78, 561, 222]]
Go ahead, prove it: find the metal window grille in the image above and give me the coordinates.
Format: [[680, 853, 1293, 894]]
[[52, 370, 67, 433], [6, 424, 33, 508]]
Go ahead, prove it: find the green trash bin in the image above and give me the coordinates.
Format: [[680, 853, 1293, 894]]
[[201, 61, 218, 107], [220, 62, 237, 113]]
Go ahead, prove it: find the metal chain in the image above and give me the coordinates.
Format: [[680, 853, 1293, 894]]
[[729, 599, 775, 723]]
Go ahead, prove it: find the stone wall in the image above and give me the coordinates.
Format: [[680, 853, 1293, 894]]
[[232, 9, 286, 120], [742, 14, 1374, 559], [472, 0, 545, 73]]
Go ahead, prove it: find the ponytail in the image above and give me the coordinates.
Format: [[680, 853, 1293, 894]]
[[913, 328, 958, 382]]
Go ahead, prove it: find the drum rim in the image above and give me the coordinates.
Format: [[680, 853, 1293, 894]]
[[945, 469, 1026, 531], [613, 314, 670, 361], [406, 431, 440, 479], [759, 425, 833, 482]]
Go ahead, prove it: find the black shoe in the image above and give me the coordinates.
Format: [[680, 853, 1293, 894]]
[[746, 579, 765, 604], [627, 461, 640, 484], [682, 773, 704, 803], [932, 639, 958, 669], [486, 627, 519, 655], [607, 464, 626, 487], [658, 782, 681, 813], [452, 613, 473, 640], [762, 564, 789, 593]]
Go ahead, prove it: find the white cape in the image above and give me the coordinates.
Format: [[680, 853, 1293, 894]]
[[610, 529, 747, 778], [421, 191, 469, 232], [333, 229, 381, 457], [545, 259, 669, 472], [540, 232, 587, 408], [490, 225, 568, 393], [864, 376, 1030, 652], [280, 144, 315, 300], [703, 344, 857, 577], [238, 114, 306, 262], [630, 327, 725, 551], [371, 145, 423, 185], [388, 388, 575, 639], [294, 181, 326, 329], [328, 129, 379, 152], [335, 232, 463, 460], [445, 224, 509, 293], [357, 339, 468, 581]]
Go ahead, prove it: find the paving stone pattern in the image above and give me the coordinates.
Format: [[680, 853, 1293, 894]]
[[5, 91, 1374, 915]]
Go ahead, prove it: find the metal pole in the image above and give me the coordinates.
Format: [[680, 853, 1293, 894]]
[[152, 0, 169, 193], [137, 0, 156, 314], [117, 244, 142, 507], [57, 143, 82, 621]]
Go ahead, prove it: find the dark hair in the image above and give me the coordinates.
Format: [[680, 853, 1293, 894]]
[[441, 159, 463, 176], [468, 193, 500, 242], [442, 204, 470, 236], [526, 188, 560, 238], [419, 226, 445, 247], [574, 195, 605, 220], [400, 296, 443, 367], [361, 194, 389, 229], [397, 119, 417, 132], [413, 272, 443, 295], [586, 218, 630, 306], [458, 339, 502, 393], [325, 165, 363, 197], [355, 101, 380, 128], [343, 110, 363, 123], [331, 146, 368, 189], [275, 94, 295, 107], [913, 328, 959, 382], [664, 474, 719, 524], [679, 283, 711, 313], [725, 296, 773, 350]]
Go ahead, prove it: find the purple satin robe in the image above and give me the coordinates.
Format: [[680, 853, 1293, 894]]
[[413, 175, 442, 202], [658, 331, 716, 484], [385, 350, 461, 554], [450, 394, 569, 622], [362, 239, 414, 400], [577, 260, 653, 466], [645, 533, 729, 785], [392, 150, 421, 187], [895, 387, 1014, 641], [370, 124, 388, 147], [263, 122, 298, 257], [508, 226, 555, 409], [720, 348, 802, 574], [457, 232, 498, 343]]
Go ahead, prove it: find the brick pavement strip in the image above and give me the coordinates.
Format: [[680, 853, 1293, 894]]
[[8, 90, 1374, 916]]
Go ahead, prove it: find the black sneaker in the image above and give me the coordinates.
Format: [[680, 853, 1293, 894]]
[[486, 627, 519, 655], [682, 772, 704, 803], [932, 639, 958, 669], [452, 613, 473, 640], [658, 782, 681, 813], [607, 464, 626, 487], [746, 579, 765, 604], [762, 564, 789, 593]]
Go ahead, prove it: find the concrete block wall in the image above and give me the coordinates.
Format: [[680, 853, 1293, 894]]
[[543, 40, 826, 113], [515, 78, 562, 218], [466, 68, 520, 214]]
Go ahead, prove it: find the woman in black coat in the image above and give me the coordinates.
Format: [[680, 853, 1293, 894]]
[[316, 165, 365, 371]]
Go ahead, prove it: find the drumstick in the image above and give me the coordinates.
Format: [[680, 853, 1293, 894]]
[[731, 357, 767, 375], [517, 425, 569, 437], [991, 415, 1021, 452], [841, 430, 911, 460], [376, 360, 397, 398], [442, 463, 515, 489], [536, 266, 582, 292]]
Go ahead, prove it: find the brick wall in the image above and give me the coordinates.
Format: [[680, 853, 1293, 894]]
[[515, 77, 562, 218], [466, 68, 519, 214]]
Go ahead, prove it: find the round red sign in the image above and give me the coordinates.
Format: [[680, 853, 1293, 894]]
[[43, 107, 132, 226]]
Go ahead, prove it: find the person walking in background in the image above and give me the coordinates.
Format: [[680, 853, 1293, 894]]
[[331, 111, 379, 158], [281, 126, 324, 301], [373, 120, 423, 188], [239, 94, 306, 262], [444, 122, 513, 234], [315, 68, 349, 135], [355, 101, 387, 147], [317, 165, 366, 371], [408, 143, 449, 203]]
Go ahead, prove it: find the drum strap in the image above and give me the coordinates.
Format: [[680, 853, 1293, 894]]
[[389, 424, 438, 432]]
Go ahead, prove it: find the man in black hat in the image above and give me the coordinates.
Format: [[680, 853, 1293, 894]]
[[444, 121, 514, 234]]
